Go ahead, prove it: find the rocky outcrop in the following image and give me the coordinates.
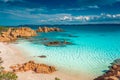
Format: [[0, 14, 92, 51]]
[[36, 27, 62, 32], [11, 27, 37, 37], [10, 61, 56, 74], [0, 27, 37, 42], [94, 64, 120, 80], [44, 40, 71, 46]]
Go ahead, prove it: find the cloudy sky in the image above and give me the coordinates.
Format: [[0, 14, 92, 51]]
[[0, 0, 120, 25]]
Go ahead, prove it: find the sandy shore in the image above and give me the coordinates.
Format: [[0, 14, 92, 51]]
[[0, 42, 92, 80]]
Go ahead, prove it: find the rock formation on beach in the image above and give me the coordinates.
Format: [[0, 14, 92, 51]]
[[94, 60, 120, 80], [0, 27, 37, 42], [36, 27, 62, 32], [10, 61, 56, 74]]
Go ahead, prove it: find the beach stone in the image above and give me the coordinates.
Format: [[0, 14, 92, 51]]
[[109, 76, 119, 80], [116, 71, 120, 77], [106, 71, 114, 76], [112, 65, 118, 70]]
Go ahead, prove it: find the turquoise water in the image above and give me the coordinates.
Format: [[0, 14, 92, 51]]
[[14, 24, 120, 78]]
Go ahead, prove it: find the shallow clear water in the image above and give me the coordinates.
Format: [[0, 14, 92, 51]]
[[14, 24, 120, 78]]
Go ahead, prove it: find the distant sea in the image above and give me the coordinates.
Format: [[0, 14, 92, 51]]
[[13, 24, 120, 79]]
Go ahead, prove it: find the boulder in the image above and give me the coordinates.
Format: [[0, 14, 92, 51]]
[[10, 61, 56, 74]]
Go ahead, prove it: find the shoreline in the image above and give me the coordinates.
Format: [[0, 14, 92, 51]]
[[0, 42, 91, 80]]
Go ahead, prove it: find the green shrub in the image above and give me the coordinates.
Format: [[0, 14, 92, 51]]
[[0, 72, 18, 80], [55, 77, 61, 80], [0, 26, 9, 34], [0, 57, 4, 72], [0, 66, 4, 72]]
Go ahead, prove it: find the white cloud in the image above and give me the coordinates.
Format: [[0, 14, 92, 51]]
[[66, 5, 99, 11], [88, 5, 99, 8], [0, 0, 23, 2], [59, 16, 72, 21], [0, 0, 9, 2], [74, 16, 83, 20], [67, 8, 86, 11], [73, 16, 90, 21], [0, 8, 120, 24], [116, 14, 120, 16]]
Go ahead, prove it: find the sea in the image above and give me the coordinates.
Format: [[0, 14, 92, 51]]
[[13, 24, 120, 79]]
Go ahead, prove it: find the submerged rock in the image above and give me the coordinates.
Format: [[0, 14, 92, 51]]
[[44, 40, 71, 46], [68, 34, 78, 37], [10, 61, 56, 74], [38, 55, 47, 58], [43, 38, 48, 40]]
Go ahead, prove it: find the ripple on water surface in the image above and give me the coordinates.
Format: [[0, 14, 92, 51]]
[[14, 25, 120, 78]]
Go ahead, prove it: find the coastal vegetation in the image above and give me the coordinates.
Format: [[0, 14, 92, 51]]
[[0, 72, 18, 80], [55, 77, 61, 80], [0, 57, 18, 80], [0, 57, 3, 72], [0, 26, 9, 34]]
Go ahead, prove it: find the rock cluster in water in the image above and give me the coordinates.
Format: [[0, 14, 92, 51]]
[[36, 27, 62, 32], [10, 61, 56, 74], [94, 64, 120, 80], [44, 40, 71, 46], [0, 27, 37, 42]]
